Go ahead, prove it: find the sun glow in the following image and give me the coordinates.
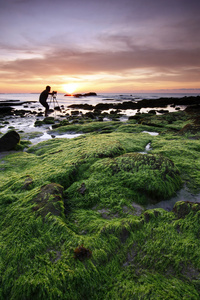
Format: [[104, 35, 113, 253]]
[[62, 83, 78, 94]]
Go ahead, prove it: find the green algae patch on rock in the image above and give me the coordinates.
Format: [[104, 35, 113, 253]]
[[27, 131, 151, 160], [116, 123, 162, 134], [1, 112, 200, 300], [179, 123, 200, 135], [20, 131, 44, 140], [50, 120, 120, 134], [22, 175, 34, 190], [66, 152, 182, 212], [34, 117, 55, 126], [173, 201, 200, 219], [151, 134, 200, 193], [137, 111, 190, 131], [32, 183, 65, 218]]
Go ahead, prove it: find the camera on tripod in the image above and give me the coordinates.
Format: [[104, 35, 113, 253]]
[[49, 90, 61, 111]]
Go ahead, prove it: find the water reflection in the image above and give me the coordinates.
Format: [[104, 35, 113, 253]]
[[30, 132, 82, 145], [146, 188, 200, 211]]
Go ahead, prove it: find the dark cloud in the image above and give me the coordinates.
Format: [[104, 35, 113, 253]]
[[1, 46, 200, 76]]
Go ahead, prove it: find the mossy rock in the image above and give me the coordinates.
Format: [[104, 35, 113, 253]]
[[67, 153, 182, 210], [43, 117, 55, 124], [179, 123, 200, 134], [173, 201, 200, 219], [143, 209, 162, 223], [22, 175, 33, 190], [34, 117, 55, 126], [32, 183, 65, 218]]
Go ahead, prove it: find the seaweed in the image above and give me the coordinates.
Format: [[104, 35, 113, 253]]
[[74, 244, 92, 261], [1, 111, 200, 299]]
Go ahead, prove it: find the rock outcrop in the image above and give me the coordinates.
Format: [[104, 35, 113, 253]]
[[173, 201, 200, 218], [0, 130, 20, 152]]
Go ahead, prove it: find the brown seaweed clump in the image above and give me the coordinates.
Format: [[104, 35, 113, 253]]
[[74, 244, 92, 261]]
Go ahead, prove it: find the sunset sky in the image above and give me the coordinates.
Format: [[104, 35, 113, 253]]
[[0, 0, 200, 94]]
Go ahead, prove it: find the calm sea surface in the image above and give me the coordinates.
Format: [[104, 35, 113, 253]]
[[0, 92, 199, 107]]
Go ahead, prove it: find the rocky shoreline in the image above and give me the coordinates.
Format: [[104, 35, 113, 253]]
[[1, 95, 200, 299], [0, 95, 199, 117], [0, 95, 200, 150], [68, 95, 200, 111]]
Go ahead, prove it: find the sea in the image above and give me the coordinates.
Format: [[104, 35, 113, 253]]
[[0, 91, 199, 106], [0, 91, 199, 116]]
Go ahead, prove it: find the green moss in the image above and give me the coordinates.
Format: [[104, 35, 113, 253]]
[[20, 132, 44, 140], [151, 134, 200, 192], [66, 152, 182, 213], [138, 111, 189, 130], [35, 117, 55, 126], [1, 111, 200, 299], [14, 140, 31, 150], [50, 121, 120, 134]]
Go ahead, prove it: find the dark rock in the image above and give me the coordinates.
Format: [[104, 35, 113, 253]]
[[148, 110, 156, 114], [32, 183, 64, 218], [120, 227, 130, 243], [0, 130, 20, 152], [173, 201, 200, 219], [83, 92, 97, 97], [14, 109, 30, 116], [143, 209, 161, 223], [71, 110, 79, 115], [0, 106, 14, 114], [67, 96, 200, 113], [34, 120, 43, 126], [74, 244, 92, 261], [43, 117, 55, 124], [68, 103, 94, 110], [179, 123, 200, 134], [74, 94, 83, 98], [95, 103, 114, 110], [157, 109, 169, 114], [77, 183, 86, 195], [0, 100, 21, 106], [84, 112, 96, 119], [54, 106, 61, 111], [144, 212, 151, 223], [72, 92, 97, 98], [22, 176, 33, 190]]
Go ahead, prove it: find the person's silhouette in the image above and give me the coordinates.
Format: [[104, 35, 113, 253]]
[[39, 86, 53, 116]]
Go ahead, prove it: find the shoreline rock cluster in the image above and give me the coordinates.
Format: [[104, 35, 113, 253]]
[[68, 95, 200, 111], [65, 92, 97, 97]]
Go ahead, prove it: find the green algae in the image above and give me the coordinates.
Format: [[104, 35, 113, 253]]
[[151, 134, 200, 192], [66, 152, 182, 214], [50, 120, 120, 134], [1, 110, 200, 299], [20, 131, 44, 140]]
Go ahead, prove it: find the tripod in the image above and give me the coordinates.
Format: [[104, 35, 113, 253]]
[[49, 94, 61, 111]]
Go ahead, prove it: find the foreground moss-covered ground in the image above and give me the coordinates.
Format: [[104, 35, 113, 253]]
[[1, 109, 200, 299]]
